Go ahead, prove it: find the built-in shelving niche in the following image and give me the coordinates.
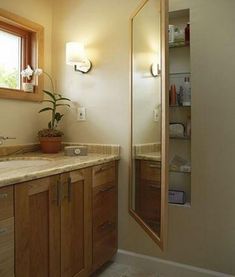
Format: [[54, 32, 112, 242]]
[[169, 9, 191, 208]]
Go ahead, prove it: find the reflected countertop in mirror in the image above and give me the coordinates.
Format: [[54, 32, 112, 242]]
[[134, 143, 161, 161]]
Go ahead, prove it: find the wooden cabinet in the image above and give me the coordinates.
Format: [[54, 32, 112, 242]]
[[135, 160, 161, 233], [92, 161, 118, 272], [0, 161, 118, 276], [15, 168, 92, 277], [0, 186, 14, 277]]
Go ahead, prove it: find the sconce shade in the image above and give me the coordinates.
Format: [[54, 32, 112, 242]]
[[66, 42, 92, 73], [66, 42, 86, 65]]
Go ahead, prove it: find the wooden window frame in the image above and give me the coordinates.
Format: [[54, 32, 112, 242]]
[[0, 9, 44, 102]]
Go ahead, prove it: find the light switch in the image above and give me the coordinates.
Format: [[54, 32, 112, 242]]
[[77, 107, 86, 121]]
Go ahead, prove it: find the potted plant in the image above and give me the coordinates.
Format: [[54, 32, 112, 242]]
[[21, 66, 71, 153]]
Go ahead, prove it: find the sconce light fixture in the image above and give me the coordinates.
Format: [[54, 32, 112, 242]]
[[66, 42, 92, 73], [150, 62, 161, 77]]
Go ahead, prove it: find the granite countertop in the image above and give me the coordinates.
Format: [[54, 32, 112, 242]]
[[135, 152, 161, 162], [0, 151, 119, 188]]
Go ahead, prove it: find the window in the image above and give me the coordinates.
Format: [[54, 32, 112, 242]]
[[0, 9, 44, 101]]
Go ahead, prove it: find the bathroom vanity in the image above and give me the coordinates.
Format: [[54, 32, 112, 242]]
[[0, 152, 119, 276]]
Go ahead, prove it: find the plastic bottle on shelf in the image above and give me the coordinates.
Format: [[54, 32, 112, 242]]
[[178, 86, 184, 106], [183, 77, 191, 106], [185, 22, 190, 45], [170, 84, 177, 106], [186, 115, 191, 138]]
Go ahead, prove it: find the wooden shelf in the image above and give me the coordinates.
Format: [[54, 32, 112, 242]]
[[169, 105, 191, 108], [168, 202, 191, 208], [169, 42, 190, 48], [170, 72, 191, 75], [170, 136, 191, 140], [169, 169, 191, 174]]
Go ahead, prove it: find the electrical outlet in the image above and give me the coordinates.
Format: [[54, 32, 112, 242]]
[[77, 107, 86, 121]]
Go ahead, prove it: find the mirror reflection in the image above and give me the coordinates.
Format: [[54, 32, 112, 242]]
[[131, 0, 162, 237]]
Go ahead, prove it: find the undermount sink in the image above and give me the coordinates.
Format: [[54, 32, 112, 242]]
[[0, 158, 52, 169]]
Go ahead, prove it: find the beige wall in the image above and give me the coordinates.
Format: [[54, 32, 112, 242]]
[[52, 0, 235, 275], [1, 0, 234, 275], [0, 0, 52, 144]]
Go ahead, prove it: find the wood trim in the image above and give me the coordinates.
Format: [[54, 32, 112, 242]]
[[14, 182, 30, 277], [84, 168, 93, 275], [0, 8, 44, 102], [28, 177, 50, 195], [128, 0, 169, 250], [0, 20, 30, 37], [160, 0, 169, 251]]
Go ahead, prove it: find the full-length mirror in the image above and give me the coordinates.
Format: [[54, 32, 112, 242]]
[[129, 0, 168, 248]]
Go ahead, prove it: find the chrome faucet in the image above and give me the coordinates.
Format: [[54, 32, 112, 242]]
[[0, 136, 16, 145]]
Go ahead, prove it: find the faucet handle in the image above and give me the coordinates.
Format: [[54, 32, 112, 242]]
[[0, 136, 16, 145]]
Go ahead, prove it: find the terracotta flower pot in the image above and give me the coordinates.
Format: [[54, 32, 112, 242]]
[[39, 136, 62, 153]]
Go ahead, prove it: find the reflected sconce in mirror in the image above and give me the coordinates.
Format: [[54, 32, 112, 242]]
[[151, 62, 161, 77], [66, 42, 92, 73]]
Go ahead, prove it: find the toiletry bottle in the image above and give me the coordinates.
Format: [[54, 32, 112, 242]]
[[183, 77, 191, 106], [186, 115, 191, 137], [178, 86, 184, 106], [185, 23, 190, 45], [169, 87, 172, 106], [169, 25, 175, 44], [170, 84, 177, 106]]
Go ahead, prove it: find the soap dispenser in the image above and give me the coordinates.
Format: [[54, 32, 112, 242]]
[[183, 77, 191, 106]]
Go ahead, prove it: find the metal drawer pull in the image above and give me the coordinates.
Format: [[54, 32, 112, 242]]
[[99, 185, 115, 193], [149, 164, 161, 168], [0, 193, 8, 199], [148, 184, 161, 190], [68, 177, 72, 202], [99, 221, 115, 230], [0, 228, 7, 235]]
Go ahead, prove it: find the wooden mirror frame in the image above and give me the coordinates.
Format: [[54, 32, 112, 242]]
[[129, 0, 169, 250]]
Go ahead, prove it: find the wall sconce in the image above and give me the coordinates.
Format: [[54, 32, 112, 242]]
[[150, 62, 161, 77], [66, 42, 92, 73]]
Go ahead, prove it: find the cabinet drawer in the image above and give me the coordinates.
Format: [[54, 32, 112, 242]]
[[139, 181, 161, 222], [141, 161, 161, 182], [0, 217, 14, 277], [93, 229, 117, 271], [92, 161, 115, 187], [0, 186, 13, 221], [93, 182, 117, 229], [93, 217, 116, 242]]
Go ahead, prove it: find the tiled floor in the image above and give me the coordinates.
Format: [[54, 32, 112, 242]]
[[94, 262, 159, 277]]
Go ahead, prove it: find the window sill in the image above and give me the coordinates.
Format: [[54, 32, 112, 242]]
[[0, 87, 43, 102]]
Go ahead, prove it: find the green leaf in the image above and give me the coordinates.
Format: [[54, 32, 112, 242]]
[[43, 90, 56, 101], [38, 107, 53, 113], [57, 97, 71, 102], [55, 104, 70, 108], [54, 112, 64, 122], [42, 100, 55, 105]]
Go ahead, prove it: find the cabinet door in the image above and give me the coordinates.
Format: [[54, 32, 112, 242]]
[[0, 186, 14, 277], [15, 176, 61, 277], [60, 168, 92, 277]]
